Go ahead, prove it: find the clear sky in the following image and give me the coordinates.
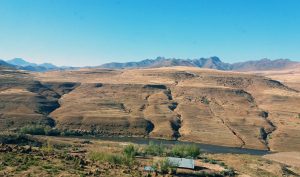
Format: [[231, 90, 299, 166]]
[[0, 0, 299, 66]]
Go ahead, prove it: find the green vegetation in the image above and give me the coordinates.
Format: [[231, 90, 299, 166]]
[[0, 153, 40, 172], [40, 139, 54, 153], [202, 157, 223, 165], [153, 158, 177, 174], [298, 113, 300, 119], [20, 125, 47, 135], [19, 125, 85, 137], [220, 167, 235, 176], [135, 142, 202, 159], [88, 151, 135, 166], [20, 125, 60, 136], [0, 139, 232, 176], [123, 144, 139, 158], [201, 97, 210, 105], [170, 144, 201, 158], [60, 129, 84, 136], [143, 142, 166, 156]]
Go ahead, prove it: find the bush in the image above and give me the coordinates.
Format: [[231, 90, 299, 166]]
[[209, 159, 217, 164], [218, 161, 226, 167], [88, 152, 135, 166], [170, 144, 201, 158], [19, 125, 62, 136], [143, 142, 166, 156], [60, 130, 83, 136], [220, 167, 235, 176], [20, 125, 47, 135], [45, 128, 61, 136], [155, 158, 177, 174], [123, 144, 138, 158], [40, 139, 54, 153]]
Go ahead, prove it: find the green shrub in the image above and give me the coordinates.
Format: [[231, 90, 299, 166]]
[[155, 158, 177, 174], [123, 144, 138, 158], [19, 125, 62, 136], [220, 167, 235, 176], [1, 153, 39, 172], [203, 158, 210, 163], [170, 144, 201, 158], [218, 161, 226, 167], [20, 125, 47, 135], [143, 142, 166, 156], [60, 130, 83, 136], [209, 159, 217, 164], [45, 128, 61, 136], [201, 97, 210, 105], [40, 139, 54, 153], [88, 152, 135, 166]]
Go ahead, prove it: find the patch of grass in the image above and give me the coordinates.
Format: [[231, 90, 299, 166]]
[[209, 159, 217, 164], [40, 139, 54, 153], [201, 97, 210, 105], [154, 158, 177, 174], [218, 161, 226, 167], [20, 125, 48, 135], [170, 144, 201, 158], [60, 130, 84, 136], [135, 143, 202, 159], [88, 151, 135, 167], [19, 125, 61, 136], [195, 171, 223, 177], [143, 142, 166, 156], [0, 153, 40, 172], [123, 144, 139, 158], [220, 167, 235, 176], [42, 164, 61, 174]]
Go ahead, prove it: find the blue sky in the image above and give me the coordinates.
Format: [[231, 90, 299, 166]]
[[0, 0, 299, 66]]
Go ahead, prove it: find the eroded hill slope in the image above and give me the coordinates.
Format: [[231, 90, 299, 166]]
[[2, 66, 300, 151]]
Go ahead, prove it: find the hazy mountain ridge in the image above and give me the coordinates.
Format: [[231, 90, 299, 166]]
[[4, 58, 79, 72], [6, 58, 59, 72], [0, 59, 15, 68], [100, 57, 299, 71], [100, 56, 233, 70], [231, 58, 300, 71], [2, 57, 300, 72]]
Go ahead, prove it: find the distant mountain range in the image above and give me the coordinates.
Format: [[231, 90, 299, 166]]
[[0, 60, 15, 68], [0, 58, 77, 72], [1, 57, 299, 72], [99, 56, 300, 71], [5, 58, 59, 72]]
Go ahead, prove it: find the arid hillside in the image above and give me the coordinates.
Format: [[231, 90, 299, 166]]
[[1, 66, 300, 152]]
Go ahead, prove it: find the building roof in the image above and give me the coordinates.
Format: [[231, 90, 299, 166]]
[[167, 157, 195, 169]]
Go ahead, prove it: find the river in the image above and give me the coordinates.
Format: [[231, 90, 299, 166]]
[[71, 136, 270, 155]]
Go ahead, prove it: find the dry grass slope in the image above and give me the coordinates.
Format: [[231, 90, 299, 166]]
[[1, 66, 299, 152]]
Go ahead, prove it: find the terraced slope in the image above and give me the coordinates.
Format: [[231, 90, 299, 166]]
[[0, 67, 79, 130], [2, 66, 300, 151]]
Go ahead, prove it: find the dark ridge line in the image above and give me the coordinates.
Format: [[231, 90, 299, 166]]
[[166, 88, 182, 140], [141, 93, 154, 136], [39, 81, 81, 127], [261, 111, 277, 151], [263, 78, 299, 93]]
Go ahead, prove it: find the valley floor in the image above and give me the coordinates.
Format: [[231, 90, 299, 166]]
[[0, 135, 299, 177]]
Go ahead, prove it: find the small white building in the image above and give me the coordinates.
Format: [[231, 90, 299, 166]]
[[167, 157, 195, 169]]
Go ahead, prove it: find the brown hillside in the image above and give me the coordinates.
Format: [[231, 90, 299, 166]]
[[1, 66, 299, 152]]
